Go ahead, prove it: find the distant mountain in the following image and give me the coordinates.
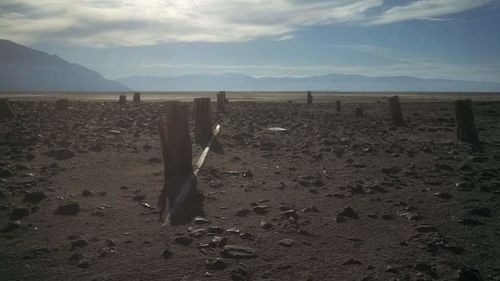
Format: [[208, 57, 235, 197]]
[[117, 73, 500, 92], [0, 39, 128, 92]]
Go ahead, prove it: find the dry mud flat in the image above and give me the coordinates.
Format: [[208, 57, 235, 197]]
[[1, 99, 500, 281]]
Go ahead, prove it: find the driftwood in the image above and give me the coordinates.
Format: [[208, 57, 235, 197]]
[[158, 102, 193, 221], [162, 124, 221, 226], [387, 96, 405, 126], [307, 91, 313, 105], [0, 99, 16, 119], [455, 99, 479, 145], [133, 92, 141, 103], [217, 91, 226, 113], [55, 99, 69, 111], [119, 95, 126, 105], [194, 98, 212, 145]]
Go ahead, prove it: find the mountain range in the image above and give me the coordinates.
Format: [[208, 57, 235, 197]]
[[117, 73, 500, 92], [1, 39, 499, 92], [0, 39, 128, 92]]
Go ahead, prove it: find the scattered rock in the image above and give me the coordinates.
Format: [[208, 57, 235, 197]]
[[54, 202, 80, 215], [206, 258, 227, 270], [9, 207, 30, 220], [278, 238, 294, 247], [174, 236, 193, 246], [458, 266, 483, 281], [222, 245, 257, 259], [1, 221, 21, 233], [162, 248, 173, 259], [414, 225, 439, 233], [23, 191, 47, 204], [338, 207, 359, 220]]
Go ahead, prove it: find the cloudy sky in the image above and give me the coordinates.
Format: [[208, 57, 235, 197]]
[[1, 0, 499, 82]]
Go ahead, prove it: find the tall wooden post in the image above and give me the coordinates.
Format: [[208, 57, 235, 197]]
[[133, 92, 141, 103], [455, 99, 479, 145], [158, 102, 194, 219], [307, 91, 313, 105], [354, 105, 363, 117], [119, 95, 126, 105], [217, 91, 226, 113], [194, 98, 212, 145], [387, 96, 405, 126], [0, 99, 16, 119], [336, 101, 341, 112], [55, 99, 68, 111]]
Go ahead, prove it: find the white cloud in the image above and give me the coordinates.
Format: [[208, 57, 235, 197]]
[[372, 0, 491, 25], [0, 0, 493, 46]]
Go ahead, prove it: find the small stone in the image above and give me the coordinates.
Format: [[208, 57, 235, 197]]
[[174, 236, 193, 246], [210, 236, 226, 247], [414, 224, 438, 233], [259, 220, 273, 229], [385, 265, 398, 273], [162, 248, 173, 259], [9, 208, 30, 220], [235, 209, 250, 217], [194, 216, 210, 224], [278, 238, 294, 247], [252, 205, 270, 215], [435, 192, 453, 199], [71, 239, 89, 250], [467, 207, 492, 217], [23, 191, 47, 204], [342, 258, 362, 265], [457, 266, 483, 281], [54, 202, 80, 215], [222, 245, 257, 259], [281, 209, 300, 219], [338, 207, 358, 220], [1, 221, 21, 232], [81, 190, 93, 197], [206, 258, 227, 270]]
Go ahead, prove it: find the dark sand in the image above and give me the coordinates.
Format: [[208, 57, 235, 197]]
[[1, 94, 500, 281]]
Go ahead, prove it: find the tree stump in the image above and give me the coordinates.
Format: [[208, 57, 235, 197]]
[[133, 92, 141, 103], [307, 91, 313, 105], [217, 91, 226, 113], [336, 101, 341, 112], [455, 99, 479, 145], [0, 99, 16, 119], [55, 99, 68, 111], [119, 95, 126, 105], [158, 102, 194, 220], [194, 98, 212, 145], [354, 105, 363, 117], [387, 96, 405, 126]]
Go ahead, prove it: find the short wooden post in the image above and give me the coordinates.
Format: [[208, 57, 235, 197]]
[[354, 105, 363, 117], [55, 99, 68, 111], [307, 91, 313, 105], [194, 98, 212, 145], [455, 99, 479, 145], [0, 99, 16, 119], [133, 92, 141, 103], [119, 95, 126, 105], [217, 91, 226, 113], [158, 102, 193, 219], [387, 96, 405, 126], [336, 101, 341, 112]]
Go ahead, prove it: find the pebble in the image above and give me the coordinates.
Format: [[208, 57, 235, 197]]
[[54, 202, 80, 215]]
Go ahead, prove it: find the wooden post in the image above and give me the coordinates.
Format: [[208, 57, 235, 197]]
[[387, 96, 405, 126], [194, 98, 212, 145], [119, 95, 126, 105], [455, 99, 479, 145], [307, 91, 313, 105], [217, 91, 226, 113], [0, 99, 16, 119], [354, 105, 363, 117], [55, 99, 68, 111], [158, 102, 194, 221], [336, 101, 341, 112], [133, 92, 141, 103]]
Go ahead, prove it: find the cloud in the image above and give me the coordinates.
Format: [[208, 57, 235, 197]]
[[372, 0, 491, 25], [0, 0, 493, 46]]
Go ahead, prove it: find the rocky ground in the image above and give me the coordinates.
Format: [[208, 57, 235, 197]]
[[1, 97, 500, 281]]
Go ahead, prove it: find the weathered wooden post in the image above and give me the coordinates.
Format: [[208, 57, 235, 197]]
[[133, 92, 141, 103], [217, 91, 226, 113], [55, 99, 68, 111], [158, 102, 194, 221], [354, 105, 364, 117], [307, 91, 313, 105], [387, 95, 405, 126], [336, 101, 341, 112], [455, 99, 479, 145], [0, 99, 16, 119], [119, 95, 126, 105], [194, 98, 212, 145]]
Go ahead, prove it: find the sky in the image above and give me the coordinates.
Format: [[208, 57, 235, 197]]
[[1, 0, 499, 82]]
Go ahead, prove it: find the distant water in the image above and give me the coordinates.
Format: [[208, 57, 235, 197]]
[[2, 91, 500, 102]]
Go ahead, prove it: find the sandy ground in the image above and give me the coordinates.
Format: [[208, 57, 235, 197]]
[[1, 94, 500, 281]]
